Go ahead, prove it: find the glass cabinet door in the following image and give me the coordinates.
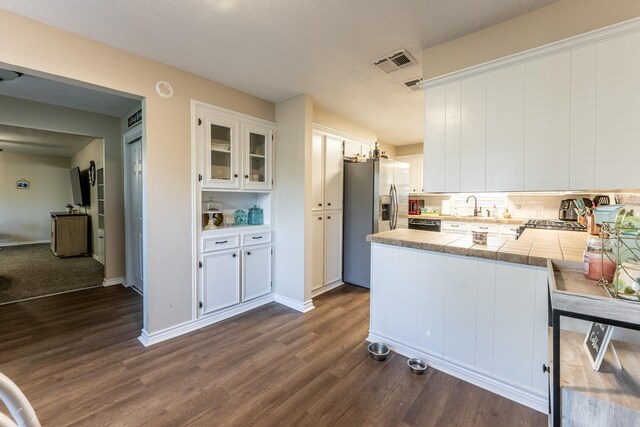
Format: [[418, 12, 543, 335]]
[[203, 113, 240, 189], [242, 123, 273, 190]]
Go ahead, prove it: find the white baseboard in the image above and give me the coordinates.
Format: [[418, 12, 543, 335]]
[[311, 281, 344, 298], [103, 277, 126, 287], [274, 293, 315, 313], [138, 293, 275, 347], [0, 240, 50, 247], [367, 331, 548, 414], [92, 253, 105, 264]]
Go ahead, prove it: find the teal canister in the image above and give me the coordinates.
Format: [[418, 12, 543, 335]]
[[248, 205, 264, 225]]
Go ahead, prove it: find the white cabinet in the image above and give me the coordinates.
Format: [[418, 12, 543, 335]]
[[460, 75, 487, 192], [242, 245, 272, 301], [442, 221, 469, 234], [311, 213, 325, 291], [324, 211, 343, 286], [486, 65, 525, 192], [445, 81, 461, 192], [596, 30, 640, 190], [524, 52, 571, 191], [470, 223, 499, 235], [312, 133, 344, 211], [344, 139, 373, 159], [397, 155, 423, 194], [198, 105, 274, 191], [201, 250, 241, 314], [424, 85, 446, 192], [311, 134, 325, 211]]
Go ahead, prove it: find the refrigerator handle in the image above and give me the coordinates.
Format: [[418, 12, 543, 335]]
[[392, 184, 399, 229], [388, 184, 395, 230]]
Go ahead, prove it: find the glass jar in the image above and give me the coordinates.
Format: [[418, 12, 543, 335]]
[[583, 238, 615, 281], [247, 205, 263, 225]]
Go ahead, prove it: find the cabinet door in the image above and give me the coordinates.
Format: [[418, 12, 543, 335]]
[[524, 52, 571, 191], [486, 65, 525, 191], [242, 123, 273, 190], [424, 85, 446, 192], [324, 136, 343, 210], [570, 45, 597, 190], [242, 245, 272, 301], [201, 250, 240, 314], [311, 213, 324, 291], [202, 112, 240, 189], [444, 256, 478, 367], [343, 139, 361, 159], [460, 75, 487, 192], [401, 155, 422, 194], [596, 31, 640, 190], [324, 211, 343, 286], [444, 81, 461, 193], [312, 134, 325, 211]]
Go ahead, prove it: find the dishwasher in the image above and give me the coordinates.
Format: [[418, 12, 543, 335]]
[[408, 218, 441, 232]]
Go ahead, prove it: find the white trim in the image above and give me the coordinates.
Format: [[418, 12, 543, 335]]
[[103, 277, 126, 287], [192, 100, 275, 127], [273, 294, 315, 313], [123, 124, 144, 298], [311, 281, 344, 298], [367, 331, 548, 414], [191, 100, 199, 321], [312, 123, 375, 146], [138, 294, 274, 346], [0, 240, 49, 247], [420, 16, 640, 89]]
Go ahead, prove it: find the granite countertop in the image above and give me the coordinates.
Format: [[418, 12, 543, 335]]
[[366, 228, 590, 267], [407, 214, 525, 225]]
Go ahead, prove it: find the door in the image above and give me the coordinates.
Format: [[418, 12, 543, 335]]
[[311, 212, 325, 291], [324, 136, 343, 210], [311, 134, 325, 211], [324, 211, 343, 286], [125, 132, 144, 293], [460, 75, 487, 192], [201, 250, 240, 314], [202, 111, 240, 189], [242, 123, 272, 190], [242, 245, 272, 301]]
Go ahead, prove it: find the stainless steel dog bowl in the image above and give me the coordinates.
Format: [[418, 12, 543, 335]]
[[407, 358, 428, 374], [368, 342, 390, 361]]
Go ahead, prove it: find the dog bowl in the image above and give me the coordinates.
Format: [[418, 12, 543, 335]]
[[407, 358, 428, 374], [368, 342, 390, 361]]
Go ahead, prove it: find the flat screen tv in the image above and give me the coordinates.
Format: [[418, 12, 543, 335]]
[[70, 167, 90, 206]]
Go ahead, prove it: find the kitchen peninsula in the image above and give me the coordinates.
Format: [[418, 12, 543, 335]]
[[366, 227, 589, 412]]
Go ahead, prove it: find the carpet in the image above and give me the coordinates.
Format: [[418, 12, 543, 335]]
[[0, 243, 104, 304]]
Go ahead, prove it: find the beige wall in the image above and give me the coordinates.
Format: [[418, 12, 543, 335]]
[[377, 141, 397, 159], [0, 9, 274, 334], [0, 152, 70, 244], [396, 143, 423, 157], [423, 0, 640, 79], [313, 106, 377, 142]]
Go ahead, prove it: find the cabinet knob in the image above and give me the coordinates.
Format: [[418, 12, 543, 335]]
[[327, 202, 331, 206], [327, 216, 331, 219], [245, 174, 249, 179], [247, 251, 251, 255], [318, 217, 322, 221], [234, 174, 238, 178], [232, 253, 237, 258], [318, 203, 322, 207], [542, 364, 550, 373]]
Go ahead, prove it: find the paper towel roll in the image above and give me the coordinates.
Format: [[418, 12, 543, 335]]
[[441, 200, 450, 215]]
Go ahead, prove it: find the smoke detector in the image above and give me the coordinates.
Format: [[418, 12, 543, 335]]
[[372, 49, 418, 74], [400, 77, 424, 92]]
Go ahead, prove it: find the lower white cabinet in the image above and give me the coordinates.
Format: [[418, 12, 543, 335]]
[[311, 213, 325, 291], [242, 245, 272, 302], [311, 210, 343, 293], [201, 250, 241, 314]]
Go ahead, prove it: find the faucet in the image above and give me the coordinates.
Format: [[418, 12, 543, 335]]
[[466, 195, 481, 217]]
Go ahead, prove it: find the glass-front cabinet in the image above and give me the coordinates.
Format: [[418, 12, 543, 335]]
[[203, 112, 240, 189], [242, 123, 273, 190]]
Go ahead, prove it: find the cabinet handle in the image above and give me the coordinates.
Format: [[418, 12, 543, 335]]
[[234, 174, 238, 178], [451, 225, 459, 228], [232, 253, 237, 258], [479, 226, 488, 230], [542, 364, 550, 373], [252, 236, 263, 240], [215, 240, 228, 244]]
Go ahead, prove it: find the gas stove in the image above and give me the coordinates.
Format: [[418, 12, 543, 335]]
[[523, 219, 587, 231]]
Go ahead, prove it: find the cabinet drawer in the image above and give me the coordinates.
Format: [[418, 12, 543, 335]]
[[442, 221, 469, 233], [242, 231, 272, 246], [470, 223, 499, 234], [202, 235, 240, 252]]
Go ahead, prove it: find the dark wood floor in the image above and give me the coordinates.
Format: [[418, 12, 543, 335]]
[[0, 285, 546, 426]]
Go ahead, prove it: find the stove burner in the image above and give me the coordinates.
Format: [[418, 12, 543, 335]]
[[523, 219, 587, 231]]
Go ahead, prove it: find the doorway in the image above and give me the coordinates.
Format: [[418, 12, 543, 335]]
[[124, 125, 144, 294]]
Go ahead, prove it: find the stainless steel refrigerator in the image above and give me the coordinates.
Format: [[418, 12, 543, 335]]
[[343, 158, 409, 288]]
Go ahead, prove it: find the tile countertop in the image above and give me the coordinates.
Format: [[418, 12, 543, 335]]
[[366, 228, 590, 267], [407, 214, 525, 225]]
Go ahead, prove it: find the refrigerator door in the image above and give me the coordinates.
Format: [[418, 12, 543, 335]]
[[393, 160, 410, 229], [378, 159, 394, 232]]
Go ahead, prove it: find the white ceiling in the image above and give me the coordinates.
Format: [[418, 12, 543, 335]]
[[0, 124, 97, 158], [0, 0, 556, 145], [0, 73, 140, 117]]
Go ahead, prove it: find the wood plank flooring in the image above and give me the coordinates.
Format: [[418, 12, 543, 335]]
[[0, 285, 546, 426]]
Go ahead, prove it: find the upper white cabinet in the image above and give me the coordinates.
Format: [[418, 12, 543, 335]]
[[524, 52, 571, 191], [344, 139, 373, 159], [397, 155, 423, 194], [422, 20, 640, 192], [485, 64, 525, 192], [596, 30, 640, 190], [198, 105, 274, 191], [424, 85, 446, 192], [460, 75, 487, 192], [312, 134, 325, 211], [312, 133, 344, 211]]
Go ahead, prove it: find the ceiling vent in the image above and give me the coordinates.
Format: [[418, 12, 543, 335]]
[[400, 77, 424, 92], [373, 49, 418, 74]]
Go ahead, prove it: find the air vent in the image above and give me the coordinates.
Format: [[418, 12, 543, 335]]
[[400, 77, 424, 92], [373, 49, 418, 74]]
